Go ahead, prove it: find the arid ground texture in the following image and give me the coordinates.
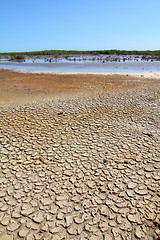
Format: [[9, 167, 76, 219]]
[[0, 70, 160, 240]]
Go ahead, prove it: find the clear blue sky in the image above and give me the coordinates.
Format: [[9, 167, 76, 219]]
[[0, 0, 160, 52]]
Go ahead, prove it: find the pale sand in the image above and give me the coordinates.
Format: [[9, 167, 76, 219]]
[[9, 68, 160, 79]]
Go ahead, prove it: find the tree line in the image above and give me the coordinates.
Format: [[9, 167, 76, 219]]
[[0, 49, 160, 57]]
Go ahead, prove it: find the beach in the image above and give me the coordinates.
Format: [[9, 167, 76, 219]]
[[0, 70, 160, 239]]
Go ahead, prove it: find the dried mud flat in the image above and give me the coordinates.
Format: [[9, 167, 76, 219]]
[[0, 70, 160, 240]]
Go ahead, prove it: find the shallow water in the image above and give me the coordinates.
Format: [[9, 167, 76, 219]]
[[0, 57, 160, 75]]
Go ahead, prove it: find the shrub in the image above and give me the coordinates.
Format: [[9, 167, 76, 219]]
[[10, 54, 25, 61]]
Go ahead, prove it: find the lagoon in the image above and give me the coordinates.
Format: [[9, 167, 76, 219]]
[[0, 56, 160, 76]]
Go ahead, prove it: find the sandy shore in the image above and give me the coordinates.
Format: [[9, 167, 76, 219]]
[[0, 70, 160, 239]]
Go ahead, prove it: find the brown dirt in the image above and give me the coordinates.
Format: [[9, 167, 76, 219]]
[[0, 70, 159, 106]]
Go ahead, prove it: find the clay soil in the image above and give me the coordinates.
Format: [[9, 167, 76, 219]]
[[0, 69, 160, 239], [0, 70, 159, 106]]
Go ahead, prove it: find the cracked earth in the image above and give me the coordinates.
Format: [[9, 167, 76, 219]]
[[0, 71, 160, 239]]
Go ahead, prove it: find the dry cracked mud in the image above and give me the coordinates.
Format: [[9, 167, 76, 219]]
[[0, 71, 160, 239]]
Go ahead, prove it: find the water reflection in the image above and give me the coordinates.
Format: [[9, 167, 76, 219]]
[[0, 55, 160, 75]]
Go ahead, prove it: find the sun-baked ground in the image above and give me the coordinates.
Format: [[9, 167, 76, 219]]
[[0, 70, 160, 240]]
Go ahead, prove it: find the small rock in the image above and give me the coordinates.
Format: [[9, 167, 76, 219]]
[[21, 203, 32, 210]]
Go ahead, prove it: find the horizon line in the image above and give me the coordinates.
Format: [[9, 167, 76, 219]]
[[1, 49, 160, 54]]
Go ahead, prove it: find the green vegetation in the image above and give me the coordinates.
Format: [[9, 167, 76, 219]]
[[10, 54, 25, 61], [0, 49, 160, 57]]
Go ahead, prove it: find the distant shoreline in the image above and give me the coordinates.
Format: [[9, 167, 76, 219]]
[[2, 68, 160, 79], [1, 49, 160, 57], [0, 56, 160, 77]]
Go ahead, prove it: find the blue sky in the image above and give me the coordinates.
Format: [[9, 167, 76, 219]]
[[0, 0, 160, 52]]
